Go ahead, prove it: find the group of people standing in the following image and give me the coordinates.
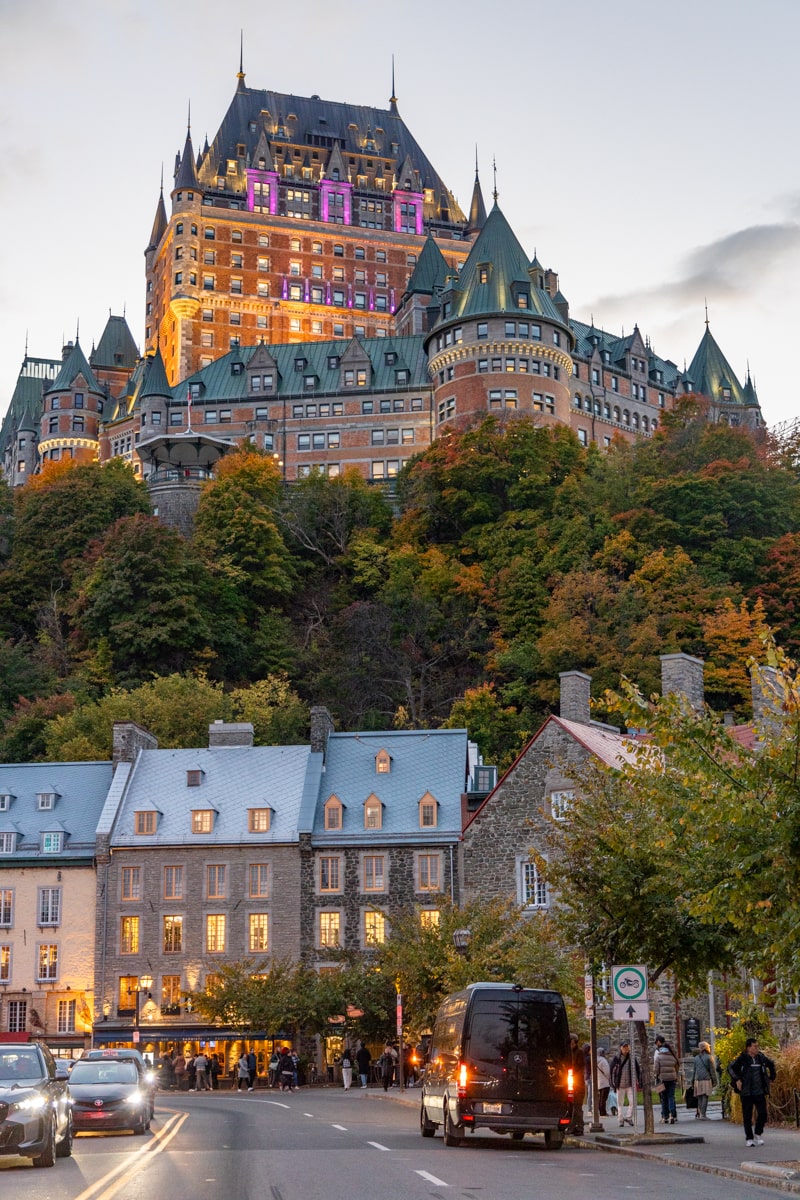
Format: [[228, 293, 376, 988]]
[[157, 1049, 223, 1091]]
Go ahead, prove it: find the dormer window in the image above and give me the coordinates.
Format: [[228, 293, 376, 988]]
[[478, 265, 490, 284], [191, 810, 215, 834], [37, 792, 57, 811], [419, 793, 438, 829], [324, 795, 343, 831], [364, 795, 383, 830], [0, 794, 13, 812], [375, 750, 391, 775], [186, 770, 204, 787], [134, 810, 157, 835], [248, 808, 271, 833], [0, 833, 17, 854], [41, 831, 63, 854]]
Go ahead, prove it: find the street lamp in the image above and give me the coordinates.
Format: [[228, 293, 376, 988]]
[[133, 974, 153, 1034], [452, 929, 472, 956]]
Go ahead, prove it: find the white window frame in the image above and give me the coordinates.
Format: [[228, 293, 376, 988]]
[[518, 856, 549, 909]]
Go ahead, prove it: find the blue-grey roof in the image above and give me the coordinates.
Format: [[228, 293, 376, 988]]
[[0, 762, 114, 859], [312, 728, 470, 844], [110, 746, 319, 846]]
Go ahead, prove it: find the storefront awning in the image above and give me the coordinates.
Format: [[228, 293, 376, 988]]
[[93, 1028, 272, 1044]]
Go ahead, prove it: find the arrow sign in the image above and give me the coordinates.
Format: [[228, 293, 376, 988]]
[[613, 999, 649, 1021]]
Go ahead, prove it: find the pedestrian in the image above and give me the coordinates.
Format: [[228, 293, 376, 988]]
[[568, 1033, 585, 1134], [379, 1043, 396, 1092], [278, 1047, 295, 1092], [596, 1048, 611, 1116], [583, 1043, 592, 1110], [356, 1041, 371, 1089], [727, 1037, 776, 1147], [268, 1049, 280, 1088], [173, 1052, 187, 1090], [247, 1047, 257, 1092], [341, 1046, 353, 1090], [291, 1049, 300, 1088], [194, 1051, 209, 1091], [186, 1055, 196, 1091], [689, 1041, 717, 1120], [237, 1051, 250, 1092], [209, 1053, 220, 1090], [610, 1042, 641, 1127], [653, 1035, 680, 1124]]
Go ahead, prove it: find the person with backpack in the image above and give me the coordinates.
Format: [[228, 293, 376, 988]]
[[727, 1038, 776, 1147]]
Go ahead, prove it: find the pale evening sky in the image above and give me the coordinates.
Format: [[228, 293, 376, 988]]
[[1, 0, 798, 430]]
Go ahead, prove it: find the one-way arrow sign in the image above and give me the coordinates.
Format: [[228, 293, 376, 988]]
[[613, 999, 649, 1021]]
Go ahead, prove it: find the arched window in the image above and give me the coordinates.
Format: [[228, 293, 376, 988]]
[[623, 409, 630, 425]]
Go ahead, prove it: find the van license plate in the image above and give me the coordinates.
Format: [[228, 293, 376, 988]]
[[482, 1103, 504, 1114]]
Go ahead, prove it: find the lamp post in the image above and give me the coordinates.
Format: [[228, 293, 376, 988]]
[[133, 974, 153, 1041], [452, 929, 472, 957]]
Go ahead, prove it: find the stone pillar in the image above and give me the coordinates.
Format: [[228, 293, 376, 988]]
[[208, 721, 255, 748], [112, 721, 158, 769], [660, 653, 704, 712], [751, 665, 783, 736], [559, 671, 591, 724], [310, 706, 335, 754]]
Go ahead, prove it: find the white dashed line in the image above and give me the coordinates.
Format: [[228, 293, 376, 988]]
[[367, 1141, 391, 1150], [332, 1124, 348, 1131], [304, 1112, 314, 1118], [416, 1170, 448, 1186]]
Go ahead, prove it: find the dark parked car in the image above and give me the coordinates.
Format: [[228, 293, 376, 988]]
[[84, 1049, 155, 1118], [69, 1056, 152, 1135], [0, 1042, 73, 1167]]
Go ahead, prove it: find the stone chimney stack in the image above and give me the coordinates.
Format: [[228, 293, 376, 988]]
[[559, 671, 592, 725], [208, 721, 255, 748], [310, 706, 335, 755], [751, 665, 783, 734], [112, 721, 158, 770], [660, 653, 705, 712]]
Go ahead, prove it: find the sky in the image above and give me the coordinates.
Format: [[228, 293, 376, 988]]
[[1, 0, 798, 431]]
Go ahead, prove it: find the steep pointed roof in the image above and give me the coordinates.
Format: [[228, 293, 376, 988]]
[[48, 339, 102, 394], [686, 325, 746, 405], [742, 374, 759, 408], [139, 346, 172, 399], [443, 204, 565, 323], [148, 188, 168, 250], [174, 127, 199, 190], [91, 315, 139, 370], [404, 234, 451, 297], [468, 162, 487, 233]]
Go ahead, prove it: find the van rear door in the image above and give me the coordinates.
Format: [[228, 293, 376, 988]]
[[464, 988, 569, 1106]]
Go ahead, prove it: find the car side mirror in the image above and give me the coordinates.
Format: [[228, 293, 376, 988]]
[[55, 1069, 69, 1081]]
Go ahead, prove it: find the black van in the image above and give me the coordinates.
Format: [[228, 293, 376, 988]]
[[420, 982, 574, 1148]]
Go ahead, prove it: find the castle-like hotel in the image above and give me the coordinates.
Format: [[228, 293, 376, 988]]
[[0, 65, 764, 507]]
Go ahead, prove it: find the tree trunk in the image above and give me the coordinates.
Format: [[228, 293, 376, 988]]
[[635, 1020, 654, 1134]]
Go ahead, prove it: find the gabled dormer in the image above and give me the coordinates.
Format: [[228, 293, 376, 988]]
[[247, 342, 280, 396], [325, 142, 348, 183], [418, 791, 438, 829], [191, 806, 218, 834], [0, 792, 15, 813], [251, 128, 275, 173], [40, 821, 68, 854], [339, 338, 371, 390], [186, 768, 205, 787], [36, 790, 60, 811], [375, 749, 391, 775], [363, 794, 383, 830], [324, 793, 344, 831]]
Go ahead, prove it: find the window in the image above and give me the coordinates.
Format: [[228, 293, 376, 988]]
[[163, 915, 183, 953], [364, 911, 385, 945], [0, 833, 16, 854], [38, 887, 61, 926], [521, 859, 548, 908], [186, 769, 203, 787], [419, 793, 437, 828], [207, 864, 227, 899], [0, 945, 10, 982], [206, 914, 226, 953], [120, 916, 140, 954], [37, 944, 59, 981], [550, 790, 573, 820], [0, 889, 13, 925], [205, 227, 216, 240], [417, 853, 441, 892], [363, 855, 385, 892], [248, 808, 271, 833], [364, 796, 382, 829], [249, 913, 269, 952], [163, 865, 183, 899], [192, 809, 215, 834], [42, 831, 63, 854], [162, 975, 182, 1015], [319, 856, 341, 892], [37, 791, 56, 811], [420, 909, 440, 930], [477, 322, 488, 339], [135, 810, 157, 835], [324, 796, 343, 830], [57, 999, 76, 1033], [7, 999, 26, 1031], [249, 863, 270, 898], [319, 911, 340, 947]]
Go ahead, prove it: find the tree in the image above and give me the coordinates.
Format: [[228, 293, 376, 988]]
[[443, 683, 527, 771]]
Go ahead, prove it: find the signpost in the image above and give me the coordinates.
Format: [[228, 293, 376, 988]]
[[611, 965, 649, 1133]]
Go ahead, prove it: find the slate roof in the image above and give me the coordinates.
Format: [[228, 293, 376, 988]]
[[312, 728, 470, 844], [109, 746, 321, 847], [0, 762, 114, 859], [570, 318, 681, 388], [0, 356, 60, 447], [48, 338, 102, 395], [686, 325, 746, 405], [91, 315, 140, 371], [403, 235, 451, 297]]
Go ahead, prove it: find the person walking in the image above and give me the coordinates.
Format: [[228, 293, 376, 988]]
[[356, 1041, 371, 1089], [596, 1048, 612, 1116], [568, 1034, 586, 1133], [653, 1035, 680, 1124], [278, 1048, 295, 1092], [173, 1052, 187, 1091], [341, 1046, 353, 1090], [268, 1049, 280, 1089], [209, 1053, 220, 1091], [186, 1055, 197, 1091], [379, 1043, 396, 1092], [247, 1048, 257, 1092], [610, 1042, 641, 1127], [727, 1037, 776, 1147], [237, 1052, 250, 1092], [689, 1040, 717, 1120]]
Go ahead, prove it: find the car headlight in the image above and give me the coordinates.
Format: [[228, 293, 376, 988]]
[[144, 1071, 156, 1086], [125, 1090, 145, 1107], [9, 1094, 48, 1115]]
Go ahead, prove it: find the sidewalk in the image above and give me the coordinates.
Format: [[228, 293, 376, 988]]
[[376, 1089, 800, 1192]]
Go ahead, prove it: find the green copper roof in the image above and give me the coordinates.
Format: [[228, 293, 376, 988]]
[[140, 346, 171, 399], [404, 234, 451, 297], [91, 315, 139, 371], [686, 325, 746, 405], [48, 339, 102, 395]]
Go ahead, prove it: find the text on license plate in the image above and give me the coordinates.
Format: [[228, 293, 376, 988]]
[[482, 1103, 504, 1114]]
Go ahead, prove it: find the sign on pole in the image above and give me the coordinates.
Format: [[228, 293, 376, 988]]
[[611, 964, 649, 1022]]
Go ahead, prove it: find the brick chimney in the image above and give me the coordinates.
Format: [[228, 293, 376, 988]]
[[310, 706, 335, 755], [660, 653, 705, 712], [112, 721, 158, 769], [208, 721, 254, 748], [559, 671, 591, 725]]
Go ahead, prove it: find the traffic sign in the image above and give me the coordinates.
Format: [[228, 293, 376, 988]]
[[611, 965, 648, 1003], [613, 1000, 650, 1021]]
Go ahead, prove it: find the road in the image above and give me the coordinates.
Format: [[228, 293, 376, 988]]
[[0, 1088, 787, 1199]]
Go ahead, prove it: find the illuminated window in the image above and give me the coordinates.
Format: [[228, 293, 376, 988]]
[[120, 916, 140, 954], [248, 808, 271, 833], [135, 810, 156, 835], [0, 945, 10, 982], [363, 855, 385, 892], [364, 796, 382, 829], [375, 749, 391, 774], [420, 909, 440, 929], [319, 856, 341, 892], [206, 914, 226, 953], [319, 912, 341, 947], [364, 911, 385, 945], [249, 913, 269, 953], [249, 864, 270, 898], [163, 915, 183, 953], [419, 793, 438, 828], [57, 999, 76, 1033], [37, 944, 59, 981], [207, 864, 227, 899], [417, 853, 441, 892], [162, 975, 182, 1013], [192, 810, 214, 834], [324, 796, 343, 830]]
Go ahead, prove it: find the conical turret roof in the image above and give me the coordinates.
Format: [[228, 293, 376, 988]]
[[404, 234, 451, 297], [140, 345, 172, 399], [468, 161, 487, 234], [49, 339, 102, 394], [148, 188, 168, 250], [174, 127, 199, 190], [91, 315, 139, 370], [686, 325, 745, 406]]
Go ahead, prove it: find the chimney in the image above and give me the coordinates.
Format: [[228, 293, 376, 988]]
[[660, 653, 704, 712], [310, 706, 335, 754], [559, 671, 591, 725], [208, 721, 254, 748], [750, 665, 783, 735], [112, 721, 158, 769]]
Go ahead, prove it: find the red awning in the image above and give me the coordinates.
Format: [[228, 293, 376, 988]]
[[0, 1031, 32, 1042]]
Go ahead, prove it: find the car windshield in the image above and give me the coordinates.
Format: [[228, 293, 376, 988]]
[[70, 1061, 139, 1085], [0, 1052, 41, 1081]]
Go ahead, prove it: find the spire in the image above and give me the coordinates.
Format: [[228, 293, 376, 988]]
[[468, 149, 488, 234], [492, 156, 498, 204], [389, 55, 398, 114], [237, 29, 246, 89], [147, 177, 168, 249], [174, 110, 199, 190]]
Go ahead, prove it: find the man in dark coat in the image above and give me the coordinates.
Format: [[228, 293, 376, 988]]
[[727, 1038, 777, 1147], [355, 1041, 371, 1089]]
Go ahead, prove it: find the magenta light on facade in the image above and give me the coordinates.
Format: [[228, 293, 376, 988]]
[[304, 280, 310, 302], [281, 277, 288, 300]]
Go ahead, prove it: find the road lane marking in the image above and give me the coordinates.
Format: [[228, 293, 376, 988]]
[[304, 1112, 314, 1117], [259, 1100, 291, 1109], [332, 1123, 348, 1130], [71, 1113, 188, 1200], [416, 1170, 448, 1186], [367, 1141, 391, 1150]]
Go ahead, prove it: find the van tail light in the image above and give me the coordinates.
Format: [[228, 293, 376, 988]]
[[457, 1061, 468, 1098], [567, 1067, 575, 1101]]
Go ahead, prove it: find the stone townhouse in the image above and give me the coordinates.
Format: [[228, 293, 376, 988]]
[[0, 759, 114, 1056]]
